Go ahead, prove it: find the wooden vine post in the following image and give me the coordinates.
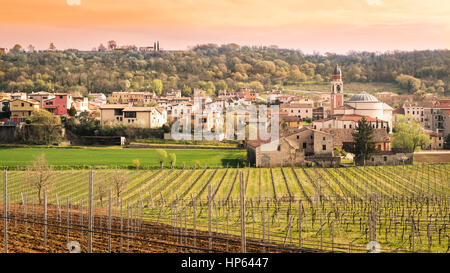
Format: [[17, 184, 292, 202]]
[[240, 170, 246, 253]]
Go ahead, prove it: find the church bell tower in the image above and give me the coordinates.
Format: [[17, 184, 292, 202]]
[[330, 64, 344, 116]]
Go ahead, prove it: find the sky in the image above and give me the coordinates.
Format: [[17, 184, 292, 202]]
[[0, 0, 449, 53]]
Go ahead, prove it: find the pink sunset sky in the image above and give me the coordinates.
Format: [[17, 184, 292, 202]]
[[0, 0, 449, 53]]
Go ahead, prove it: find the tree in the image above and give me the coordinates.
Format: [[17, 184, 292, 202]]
[[169, 153, 176, 168], [68, 105, 77, 117], [107, 40, 117, 51], [23, 110, 62, 144], [392, 115, 430, 152], [111, 169, 127, 206], [181, 84, 192, 97], [352, 117, 376, 166], [156, 149, 167, 169], [249, 81, 264, 92], [132, 159, 140, 169], [1, 104, 10, 119], [10, 44, 23, 53], [27, 44, 35, 52], [25, 154, 55, 204], [96, 176, 108, 208], [215, 80, 228, 92], [49, 43, 56, 51], [149, 79, 163, 95], [98, 44, 107, 52], [395, 74, 422, 93]]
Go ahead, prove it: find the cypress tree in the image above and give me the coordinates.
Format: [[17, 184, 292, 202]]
[[352, 117, 375, 166]]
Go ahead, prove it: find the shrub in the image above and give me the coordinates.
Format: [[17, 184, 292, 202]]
[[132, 159, 140, 169]]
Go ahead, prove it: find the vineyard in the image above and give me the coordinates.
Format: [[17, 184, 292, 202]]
[[1, 163, 449, 253]]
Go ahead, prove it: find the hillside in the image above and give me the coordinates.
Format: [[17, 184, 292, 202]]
[[0, 46, 448, 96]]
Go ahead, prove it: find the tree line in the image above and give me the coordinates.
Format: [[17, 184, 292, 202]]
[[0, 44, 448, 96]]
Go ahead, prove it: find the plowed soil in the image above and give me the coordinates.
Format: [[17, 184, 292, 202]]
[[0, 204, 322, 253]]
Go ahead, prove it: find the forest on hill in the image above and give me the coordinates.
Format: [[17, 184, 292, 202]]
[[0, 44, 448, 97]]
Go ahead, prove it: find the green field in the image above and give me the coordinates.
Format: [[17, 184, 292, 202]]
[[0, 147, 246, 168], [2, 164, 449, 253]]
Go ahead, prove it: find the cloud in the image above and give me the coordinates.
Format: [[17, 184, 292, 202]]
[[67, 0, 81, 6], [366, 0, 382, 6]]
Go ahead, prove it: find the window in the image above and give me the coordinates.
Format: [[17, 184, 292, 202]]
[[59, 96, 63, 99], [343, 124, 346, 128], [384, 156, 387, 162], [21, 103, 24, 107], [322, 145, 326, 151], [349, 125, 352, 128], [296, 135, 299, 139], [303, 143, 306, 149], [310, 135, 313, 139], [323, 137, 326, 141]]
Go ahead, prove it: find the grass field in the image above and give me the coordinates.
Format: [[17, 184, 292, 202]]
[[0, 147, 246, 168], [2, 164, 449, 252]]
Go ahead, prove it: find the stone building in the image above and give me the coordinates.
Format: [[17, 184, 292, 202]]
[[322, 128, 391, 152], [100, 104, 167, 128], [357, 151, 414, 166], [246, 127, 339, 167]]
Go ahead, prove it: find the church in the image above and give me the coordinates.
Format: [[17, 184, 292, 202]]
[[314, 65, 393, 131]]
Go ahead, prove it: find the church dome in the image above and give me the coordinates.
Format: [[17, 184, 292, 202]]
[[348, 91, 379, 102]]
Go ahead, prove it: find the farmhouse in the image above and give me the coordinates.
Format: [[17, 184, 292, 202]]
[[322, 128, 391, 152], [247, 127, 339, 167], [10, 99, 40, 122], [100, 104, 167, 128]]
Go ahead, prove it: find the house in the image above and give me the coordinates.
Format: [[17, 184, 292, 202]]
[[0, 48, 8, 55], [73, 97, 90, 114], [167, 90, 181, 98], [322, 128, 391, 152], [280, 103, 313, 119], [280, 116, 303, 129], [100, 104, 167, 128], [171, 102, 193, 118], [360, 151, 414, 166], [28, 92, 56, 107], [246, 127, 338, 167], [10, 99, 40, 122], [88, 93, 107, 106], [43, 93, 73, 115], [425, 130, 444, 150], [110, 91, 156, 105], [10, 93, 27, 100]]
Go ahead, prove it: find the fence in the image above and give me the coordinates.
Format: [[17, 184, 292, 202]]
[[1, 164, 449, 253]]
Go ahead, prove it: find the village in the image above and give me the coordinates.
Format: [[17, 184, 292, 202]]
[[1, 65, 448, 167]]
